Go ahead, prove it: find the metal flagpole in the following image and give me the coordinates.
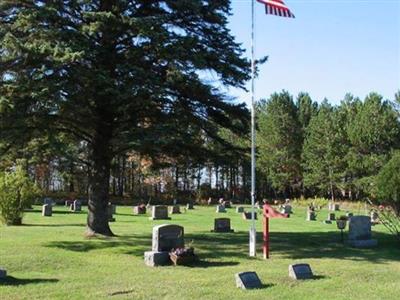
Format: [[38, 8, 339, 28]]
[[249, 0, 257, 257]]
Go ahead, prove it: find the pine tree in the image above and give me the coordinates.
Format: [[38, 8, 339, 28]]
[[0, 1, 250, 235]]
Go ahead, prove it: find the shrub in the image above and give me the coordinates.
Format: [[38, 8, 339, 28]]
[[0, 166, 40, 225]]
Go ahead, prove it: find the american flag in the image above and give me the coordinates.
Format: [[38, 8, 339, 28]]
[[257, 0, 295, 18]]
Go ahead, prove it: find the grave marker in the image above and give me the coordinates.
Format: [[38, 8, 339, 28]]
[[42, 204, 52, 217], [216, 205, 226, 213], [212, 218, 234, 232], [236, 206, 244, 213], [348, 216, 377, 248], [169, 205, 181, 214], [0, 268, 6, 279], [235, 272, 262, 289], [289, 263, 314, 280], [150, 205, 170, 220]]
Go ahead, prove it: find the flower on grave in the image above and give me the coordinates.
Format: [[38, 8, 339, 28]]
[[170, 247, 194, 257]]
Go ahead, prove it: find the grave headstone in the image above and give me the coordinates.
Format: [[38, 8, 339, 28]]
[[236, 206, 245, 213], [235, 272, 262, 290], [327, 213, 336, 221], [216, 205, 226, 213], [73, 200, 82, 212], [223, 201, 232, 208], [145, 224, 185, 267], [107, 204, 115, 222], [0, 267, 6, 279], [289, 263, 314, 280], [65, 199, 73, 207], [329, 203, 340, 211], [348, 215, 378, 248], [306, 211, 316, 221], [242, 212, 258, 220], [152, 224, 184, 252], [280, 205, 292, 215], [133, 205, 147, 215], [186, 202, 194, 210], [169, 205, 181, 214], [42, 204, 52, 217], [150, 205, 170, 220], [346, 212, 353, 218], [370, 211, 379, 224], [212, 218, 234, 232], [43, 198, 54, 206]]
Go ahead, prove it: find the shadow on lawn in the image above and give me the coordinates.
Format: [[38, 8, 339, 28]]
[[21, 223, 85, 227], [0, 276, 59, 286], [44, 230, 400, 264]]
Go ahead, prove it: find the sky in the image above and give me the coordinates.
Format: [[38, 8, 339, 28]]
[[227, 0, 400, 105]]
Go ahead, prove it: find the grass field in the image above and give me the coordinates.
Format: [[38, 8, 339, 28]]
[[0, 205, 399, 300]]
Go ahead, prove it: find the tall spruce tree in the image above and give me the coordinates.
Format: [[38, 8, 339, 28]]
[[0, 1, 250, 235], [257, 91, 302, 197]]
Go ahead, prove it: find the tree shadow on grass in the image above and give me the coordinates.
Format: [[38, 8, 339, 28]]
[[0, 276, 59, 286], [21, 223, 85, 227], [43, 230, 400, 264]]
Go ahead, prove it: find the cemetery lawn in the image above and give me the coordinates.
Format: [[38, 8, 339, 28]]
[[1, 206, 400, 300]]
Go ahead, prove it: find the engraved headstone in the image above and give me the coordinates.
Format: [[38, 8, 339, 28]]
[[327, 213, 336, 221], [133, 205, 146, 215], [216, 205, 226, 213], [306, 210, 316, 221], [223, 201, 232, 208], [348, 215, 377, 248], [289, 263, 314, 280], [242, 212, 257, 220], [107, 204, 115, 222], [152, 224, 184, 252], [42, 204, 52, 217], [186, 202, 194, 210], [212, 218, 234, 232], [150, 205, 170, 220], [72, 200, 82, 212], [169, 205, 181, 214], [235, 272, 262, 290], [236, 206, 245, 213], [0, 267, 6, 279], [43, 198, 54, 206]]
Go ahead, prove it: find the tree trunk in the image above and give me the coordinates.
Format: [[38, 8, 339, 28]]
[[86, 134, 114, 237]]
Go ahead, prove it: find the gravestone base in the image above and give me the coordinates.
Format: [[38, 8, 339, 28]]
[[211, 228, 234, 233], [149, 216, 171, 221], [144, 251, 170, 267], [348, 239, 378, 248]]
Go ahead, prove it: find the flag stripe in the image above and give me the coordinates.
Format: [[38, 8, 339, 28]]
[[257, 0, 295, 18]]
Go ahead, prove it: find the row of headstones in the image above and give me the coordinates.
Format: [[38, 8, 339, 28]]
[[307, 210, 379, 225], [236, 263, 314, 290], [41, 200, 82, 216]]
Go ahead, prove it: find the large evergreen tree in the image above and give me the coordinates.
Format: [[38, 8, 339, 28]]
[[0, 1, 250, 235], [257, 91, 302, 197]]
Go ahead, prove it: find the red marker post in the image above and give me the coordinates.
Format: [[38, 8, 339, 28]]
[[263, 204, 270, 259]]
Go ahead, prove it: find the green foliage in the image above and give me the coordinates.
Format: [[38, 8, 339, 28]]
[[375, 151, 400, 215], [257, 91, 302, 196], [0, 165, 40, 225]]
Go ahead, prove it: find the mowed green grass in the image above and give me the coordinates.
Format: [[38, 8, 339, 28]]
[[1, 205, 399, 300]]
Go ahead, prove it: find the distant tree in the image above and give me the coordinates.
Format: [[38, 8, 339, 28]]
[[347, 93, 400, 197], [257, 91, 302, 197], [302, 100, 347, 200], [0, 1, 250, 235]]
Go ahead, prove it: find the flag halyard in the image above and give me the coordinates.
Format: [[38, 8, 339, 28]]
[[257, 0, 295, 18]]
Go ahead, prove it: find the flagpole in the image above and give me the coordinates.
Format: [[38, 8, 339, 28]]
[[249, 0, 257, 257]]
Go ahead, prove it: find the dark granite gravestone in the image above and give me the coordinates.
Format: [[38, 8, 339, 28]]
[[150, 205, 170, 220], [306, 210, 316, 221], [216, 205, 226, 213], [236, 206, 245, 213], [223, 201, 232, 208], [327, 213, 336, 221], [235, 272, 262, 289], [242, 212, 258, 220], [169, 205, 181, 214], [289, 263, 314, 280], [107, 204, 115, 222], [0, 267, 6, 279], [186, 202, 194, 210], [348, 215, 378, 248], [212, 218, 234, 232], [73, 200, 82, 212], [42, 204, 52, 217], [133, 205, 146, 215]]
